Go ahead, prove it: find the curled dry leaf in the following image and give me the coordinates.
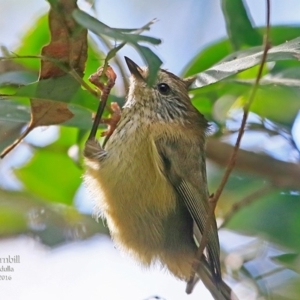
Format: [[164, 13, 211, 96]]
[[1, 0, 87, 158], [87, 65, 117, 142]]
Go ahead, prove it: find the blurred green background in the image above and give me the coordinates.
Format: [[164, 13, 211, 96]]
[[1, 0, 300, 299]]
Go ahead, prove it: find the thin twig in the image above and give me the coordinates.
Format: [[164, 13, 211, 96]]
[[87, 66, 117, 140], [212, 0, 271, 214], [188, 0, 271, 286]]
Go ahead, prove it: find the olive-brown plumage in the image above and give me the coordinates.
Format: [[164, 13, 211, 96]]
[[84, 57, 235, 300]]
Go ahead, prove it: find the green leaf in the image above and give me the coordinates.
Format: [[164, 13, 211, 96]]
[[9, 75, 99, 110], [184, 26, 300, 77], [189, 80, 250, 121], [230, 73, 300, 127], [183, 40, 231, 76], [194, 36, 300, 88], [263, 66, 300, 84], [15, 127, 82, 205], [0, 99, 31, 123], [0, 71, 37, 86], [250, 85, 300, 127], [221, 0, 262, 50], [106, 43, 126, 61], [133, 45, 162, 85], [16, 149, 82, 205], [72, 9, 162, 85], [190, 63, 300, 127], [72, 10, 161, 45], [0, 94, 124, 131], [213, 94, 238, 124], [226, 192, 300, 252], [192, 97, 213, 117], [0, 208, 27, 236]]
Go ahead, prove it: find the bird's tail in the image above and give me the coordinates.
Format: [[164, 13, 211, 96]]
[[186, 259, 238, 300]]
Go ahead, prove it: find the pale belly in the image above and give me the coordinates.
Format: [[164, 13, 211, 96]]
[[84, 129, 196, 279]]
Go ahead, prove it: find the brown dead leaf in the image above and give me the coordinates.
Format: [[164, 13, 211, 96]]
[[40, 0, 87, 78], [1, 0, 87, 158]]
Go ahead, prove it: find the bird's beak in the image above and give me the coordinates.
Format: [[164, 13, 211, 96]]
[[125, 57, 145, 82]]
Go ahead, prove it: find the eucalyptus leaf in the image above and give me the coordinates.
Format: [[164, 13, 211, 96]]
[[183, 40, 231, 76], [221, 0, 261, 50], [194, 36, 300, 88], [72, 10, 161, 45], [133, 45, 162, 85], [10, 75, 99, 110], [0, 96, 123, 131], [72, 9, 162, 85], [0, 99, 31, 123], [0, 71, 37, 86], [184, 26, 300, 77]]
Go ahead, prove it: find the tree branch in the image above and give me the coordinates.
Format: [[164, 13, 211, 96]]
[[207, 138, 300, 190]]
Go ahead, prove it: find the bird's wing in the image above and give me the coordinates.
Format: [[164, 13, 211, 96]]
[[155, 137, 221, 281]]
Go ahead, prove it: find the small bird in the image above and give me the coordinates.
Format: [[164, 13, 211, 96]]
[[84, 57, 235, 300]]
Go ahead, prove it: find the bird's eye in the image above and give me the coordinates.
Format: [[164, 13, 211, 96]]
[[157, 83, 171, 95]]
